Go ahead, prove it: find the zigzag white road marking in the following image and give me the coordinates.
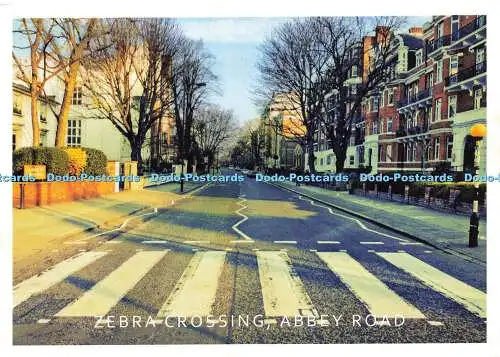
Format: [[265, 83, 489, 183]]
[[231, 194, 254, 242], [298, 195, 409, 242]]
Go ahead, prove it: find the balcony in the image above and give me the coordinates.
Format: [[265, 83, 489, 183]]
[[426, 35, 451, 56], [453, 16, 486, 42], [398, 88, 433, 110], [445, 62, 486, 88], [396, 122, 429, 138]]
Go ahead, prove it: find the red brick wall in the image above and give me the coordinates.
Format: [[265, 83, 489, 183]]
[[13, 181, 115, 209]]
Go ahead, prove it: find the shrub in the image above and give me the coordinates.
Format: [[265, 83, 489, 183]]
[[82, 147, 107, 175], [408, 184, 426, 198], [13, 147, 69, 176], [34, 147, 70, 175], [63, 147, 87, 175], [12, 147, 35, 174]]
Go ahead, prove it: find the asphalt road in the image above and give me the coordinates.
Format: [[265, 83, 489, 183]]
[[13, 169, 487, 344]]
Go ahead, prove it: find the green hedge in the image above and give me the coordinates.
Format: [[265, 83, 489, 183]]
[[82, 147, 107, 175], [13, 147, 69, 176]]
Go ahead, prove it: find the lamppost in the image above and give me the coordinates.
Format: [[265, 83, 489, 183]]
[[468, 123, 486, 248]]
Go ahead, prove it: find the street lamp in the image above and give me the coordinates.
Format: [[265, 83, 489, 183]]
[[468, 123, 486, 248]]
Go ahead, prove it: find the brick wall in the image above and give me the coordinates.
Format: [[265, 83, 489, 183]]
[[13, 181, 115, 209]]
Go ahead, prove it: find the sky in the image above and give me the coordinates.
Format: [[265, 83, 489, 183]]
[[179, 17, 431, 125]]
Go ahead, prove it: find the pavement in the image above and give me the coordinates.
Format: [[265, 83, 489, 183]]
[[12, 169, 487, 344], [272, 181, 487, 265]]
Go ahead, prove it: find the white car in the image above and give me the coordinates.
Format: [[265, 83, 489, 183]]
[[241, 169, 250, 175]]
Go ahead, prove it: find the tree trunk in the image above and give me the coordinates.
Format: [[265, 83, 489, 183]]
[[335, 150, 347, 173], [55, 61, 80, 147], [30, 88, 40, 147], [130, 143, 143, 174], [307, 140, 316, 173]]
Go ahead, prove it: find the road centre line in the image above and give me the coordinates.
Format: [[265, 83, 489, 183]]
[[273, 241, 297, 244], [360, 241, 384, 245], [231, 194, 255, 242], [317, 241, 340, 244]]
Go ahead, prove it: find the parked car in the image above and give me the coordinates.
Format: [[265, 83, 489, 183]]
[[247, 170, 257, 178], [241, 169, 250, 175]]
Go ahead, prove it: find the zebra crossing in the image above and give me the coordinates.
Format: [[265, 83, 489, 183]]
[[13, 248, 486, 324]]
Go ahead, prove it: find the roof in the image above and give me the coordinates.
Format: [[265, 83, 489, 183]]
[[12, 82, 59, 105], [398, 34, 424, 50]]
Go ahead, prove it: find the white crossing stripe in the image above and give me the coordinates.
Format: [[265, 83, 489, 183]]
[[257, 251, 316, 318], [14, 251, 108, 308], [317, 252, 425, 319], [377, 252, 486, 318], [55, 250, 167, 317], [157, 251, 226, 318]]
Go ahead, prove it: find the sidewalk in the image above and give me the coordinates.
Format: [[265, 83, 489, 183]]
[[13, 181, 203, 270], [275, 181, 486, 264]]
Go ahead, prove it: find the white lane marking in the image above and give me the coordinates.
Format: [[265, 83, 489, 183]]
[[55, 250, 167, 317], [298, 195, 409, 242], [105, 240, 121, 244], [400, 242, 423, 246], [318, 252, 425, 319], [424, 250, 433, 253], [142, 240, 167, 244], [273, 241, 297, 244], [360, 241, 384, 245], [257, 251, 317, 319], [184, 240, 210, 244], [309, 249, 318, 252], [427, 320, 444, 326], [230, 240, 254, 244], [37, 319, 51, 324], [13, 251, 108, 308], [63, 241, 88, 245], [377, 252, 486, 318], [231, 194, 254, 242], [317, 241, 340, 244], [157, 251, 226, 318]]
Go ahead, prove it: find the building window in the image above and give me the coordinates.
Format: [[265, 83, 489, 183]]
[[388, 88, 394, 105], [476, 47, 486, 65], [387, 117, 393, 133], [373, 96, 379, 112], [451, 16, 460, 41], [373, 120, 378, 134], [12, 133, 17, 151], [40, 131, 47, 147], [426, 72, 434, 89], [405, 144, 410, 161], [416, 50, 423, 66], [448, 95, 457, 118], [449, 55, 458, 77], [67, 119, 82, 147], [351, 65, 358, 78], [434, 137, 440, 160], [474, 88, 483, 109], [349, 156, 354, 165], [381, 90, 385, 107], [412, 144, 417, 162], [386, 145, 392, 162], [434, 98, 442, 121], [436, 60, 443, 83], [13, 93, 22, 115], [72, 86, 83, 105], [446, 136, 453, 160], [40, 102, 48, 123]]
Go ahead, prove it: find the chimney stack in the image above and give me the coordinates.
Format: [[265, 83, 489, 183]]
[[409, 27, 423, 37]]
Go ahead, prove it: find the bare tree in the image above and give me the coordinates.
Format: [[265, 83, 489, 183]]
[[170, 38, 217, 174], [193, 105, 237, 172], [256, 18, 331, 173], [46, 18, 102, 147], [13, 19, 62, 146], [81, 18, 183, 171], [313, 16, 407, 172]]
